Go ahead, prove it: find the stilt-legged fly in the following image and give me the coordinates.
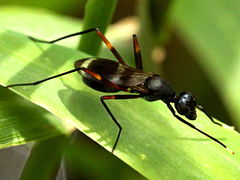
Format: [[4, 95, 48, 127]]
[[6, 28, 234, 154]]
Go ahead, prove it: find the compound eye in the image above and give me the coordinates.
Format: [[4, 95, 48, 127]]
[[146, 76, 162, 91], [175, 103, 190, 115]]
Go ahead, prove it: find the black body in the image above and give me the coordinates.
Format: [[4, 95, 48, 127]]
[[5, 28, 234, 154], [75, 58, 196, 120], [75, 58, 151, 93], [75, 58, 176, 101]]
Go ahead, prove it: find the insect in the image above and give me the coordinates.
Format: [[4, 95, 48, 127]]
[[6, 28, 234, 154]]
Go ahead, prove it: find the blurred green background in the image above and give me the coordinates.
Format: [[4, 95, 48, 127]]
[[0, 0, 239, 179]]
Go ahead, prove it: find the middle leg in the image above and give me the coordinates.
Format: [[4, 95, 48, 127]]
[[132, 34, 143, 70], [100, 94, 142, 152]]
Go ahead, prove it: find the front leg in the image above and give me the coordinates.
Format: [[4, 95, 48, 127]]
[[165, 102, 234, 154], [196, 105, 222, 127]]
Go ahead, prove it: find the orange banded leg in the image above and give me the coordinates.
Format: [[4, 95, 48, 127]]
[[132, 34, 143, 70], [5, 66, 130, 94], [29, 28, 127, 65], [100, 94, 142, 152]]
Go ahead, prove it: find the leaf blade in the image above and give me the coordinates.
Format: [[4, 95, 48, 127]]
[[0, 28, 240, 180]]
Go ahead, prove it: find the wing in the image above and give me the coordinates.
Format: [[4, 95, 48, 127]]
[[75, 58, 154, 93]]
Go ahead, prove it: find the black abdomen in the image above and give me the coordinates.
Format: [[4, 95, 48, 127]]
[[75, 58, 120, 92], [74, 58, 151, 93]]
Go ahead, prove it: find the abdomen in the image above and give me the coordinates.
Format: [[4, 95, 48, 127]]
[[74, 58, 121, 92], [74, 58, 151, 93]]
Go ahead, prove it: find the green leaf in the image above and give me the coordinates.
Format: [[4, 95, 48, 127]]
[[0, 27, 240, 179], [172, 0, 240, 128], [20, 136, 68, 180], [0, 6, 82, 48], [0, 6, 136, 67], [64, 132, 146, 180], [0, 82, 72, 149]]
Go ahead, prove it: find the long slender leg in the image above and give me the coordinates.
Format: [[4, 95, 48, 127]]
[[29, 28, 127, 65], [6, 68, 83, 87], [132, 34, 143, 70], [6, 65, 130, 93], [166, 103, 234, 154], [197, 105, 222, 127], [100, 94, 142, 153]]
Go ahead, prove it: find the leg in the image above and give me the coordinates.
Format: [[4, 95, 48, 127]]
[[30, 28, 127, 66], [6, 68, 83, 88], [166, 103, 234, 154], [197, 105, 222, 127], [100, 94, 142, 153], [132, 34, 143, 70], [6, 65, 130, 93]]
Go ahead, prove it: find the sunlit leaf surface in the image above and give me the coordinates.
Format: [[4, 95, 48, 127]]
[[0, 81, 72, 149]]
